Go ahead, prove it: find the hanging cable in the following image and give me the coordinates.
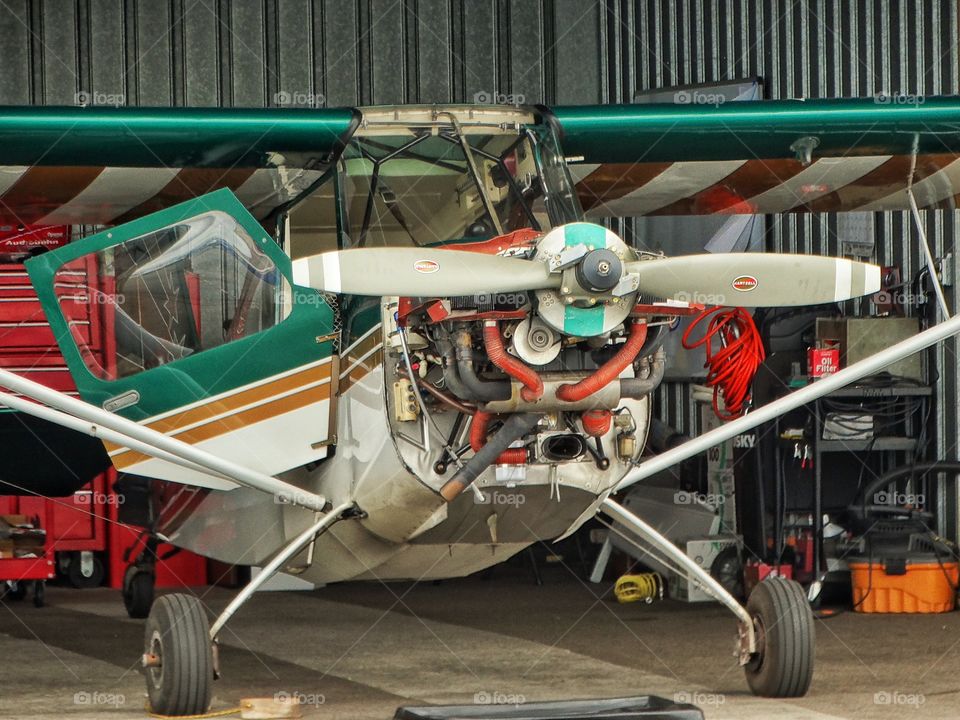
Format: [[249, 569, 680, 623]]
[[682, 306, 765, 420]]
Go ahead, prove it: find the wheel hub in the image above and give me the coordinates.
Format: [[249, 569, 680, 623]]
[[146, 629, 164, 687]]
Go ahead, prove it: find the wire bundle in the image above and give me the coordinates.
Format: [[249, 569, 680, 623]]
[[682, 306, 766, 420]]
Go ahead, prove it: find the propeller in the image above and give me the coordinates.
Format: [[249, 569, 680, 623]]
[[292, 245, 880, 308], [626, 253, 881, 307], [291, 247, 557, 296]]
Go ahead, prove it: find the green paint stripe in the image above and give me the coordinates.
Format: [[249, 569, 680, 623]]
[[564, 222, 607, 249], [564, 305, 605, 336]]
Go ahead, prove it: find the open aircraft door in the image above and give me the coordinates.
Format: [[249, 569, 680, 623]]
[[25, 189, 339, 489]]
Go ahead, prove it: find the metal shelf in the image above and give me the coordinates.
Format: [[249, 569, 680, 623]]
[[824, 385, 931, 398], [818, 437, 918, 453]]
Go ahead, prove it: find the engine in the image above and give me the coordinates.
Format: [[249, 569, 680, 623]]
[[386, 225, 676, 501]]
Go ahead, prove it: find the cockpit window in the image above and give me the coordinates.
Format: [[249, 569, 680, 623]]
[[53, 210, 284, 380], [339, 131, 542, 247]]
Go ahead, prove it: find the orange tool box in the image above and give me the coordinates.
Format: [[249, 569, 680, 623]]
[[850, 559, 958, 613]]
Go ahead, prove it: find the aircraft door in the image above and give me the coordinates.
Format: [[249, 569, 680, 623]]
[[26, 189, 338, 487]]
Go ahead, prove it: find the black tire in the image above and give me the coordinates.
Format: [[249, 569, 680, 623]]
[[744, 577, 814, 697], [124, 569, 155, 619], [2, 581, 26, 601], [67, 553, 105, 589], [710, 546, 744, 600], [33, 581, 45, 608], [144, 593, 214, 716]]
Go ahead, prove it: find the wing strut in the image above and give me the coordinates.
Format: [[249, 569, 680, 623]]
[[907, 187, 952, 320], [0, 367, 328, 512]]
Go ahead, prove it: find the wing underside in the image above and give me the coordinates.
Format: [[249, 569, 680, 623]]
[[551, 97, 960, 217]]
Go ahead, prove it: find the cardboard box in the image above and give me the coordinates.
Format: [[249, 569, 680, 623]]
[[0, 539, 13, 558], [816, 317, 922, 381]]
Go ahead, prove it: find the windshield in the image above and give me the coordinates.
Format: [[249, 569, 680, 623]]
[[53, 210, 284, 380], [339, 131, 545, 247]]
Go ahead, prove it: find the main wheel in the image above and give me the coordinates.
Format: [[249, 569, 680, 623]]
[[123, 567, 155, 619], [743, 577, 814, 697], [144, 593, 214, 716]]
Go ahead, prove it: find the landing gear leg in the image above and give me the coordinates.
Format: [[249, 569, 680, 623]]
[[599, 497, 814, 698], [141, 503, 356, 717]]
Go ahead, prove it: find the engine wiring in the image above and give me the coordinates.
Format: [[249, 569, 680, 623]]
[[682, 306, 766, 420]]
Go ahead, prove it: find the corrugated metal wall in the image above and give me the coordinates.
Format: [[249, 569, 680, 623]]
[[1, 0, 957, 533]]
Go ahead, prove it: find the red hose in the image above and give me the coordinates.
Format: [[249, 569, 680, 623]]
[[483, 321, 544, 402], [471, 411, 528, 465], [556, 322, 648, 402], [581, 409, 612, 436], [681, 306, 765, 420]]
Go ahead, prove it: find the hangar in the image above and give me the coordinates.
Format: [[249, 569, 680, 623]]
[[0, 3, 958, 719]]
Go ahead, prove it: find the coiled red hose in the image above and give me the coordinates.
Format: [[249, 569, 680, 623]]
[[681, 306, 765, 420], [483, 321, 544, 402], [470, 411, 528, 464], [556, 322, 648, 402]]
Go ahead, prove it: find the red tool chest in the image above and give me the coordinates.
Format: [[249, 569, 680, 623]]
[[0, 257, 207, 591], [0, 501, 57, 584]]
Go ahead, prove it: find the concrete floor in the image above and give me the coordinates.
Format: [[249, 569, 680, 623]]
[[0, 569, 958, 720]]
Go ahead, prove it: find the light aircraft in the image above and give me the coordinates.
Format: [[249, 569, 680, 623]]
[[1, 98, 958, 716]]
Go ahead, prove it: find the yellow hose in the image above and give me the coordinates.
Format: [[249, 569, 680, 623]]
[[614, 572, 664, 604]]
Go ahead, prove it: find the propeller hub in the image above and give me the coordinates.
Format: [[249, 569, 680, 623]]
[[576, 248, 623, 292]]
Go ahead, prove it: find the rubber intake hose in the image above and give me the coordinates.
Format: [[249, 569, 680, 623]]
[[454, 330, 512, 402], [439, 412, 540, 502], [438, 340, 477, 402], [556, 322, 648, 402], [620, 347, 666, 398], [483, 321, 544, 401]]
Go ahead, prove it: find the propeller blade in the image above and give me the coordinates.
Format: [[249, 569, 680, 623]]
[[627, 253, 881, 307], [292, 247, 558, 297]]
